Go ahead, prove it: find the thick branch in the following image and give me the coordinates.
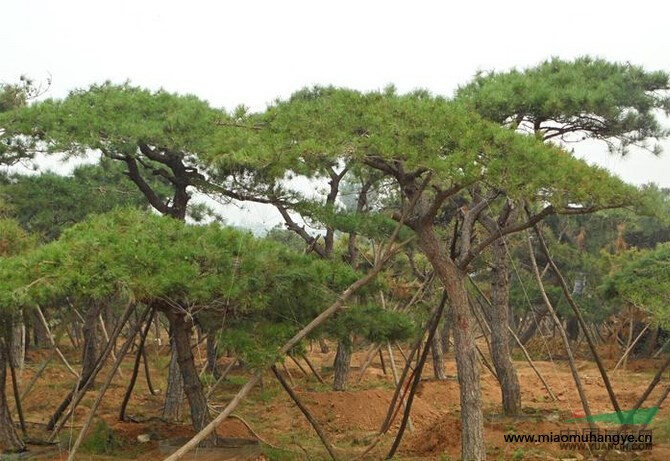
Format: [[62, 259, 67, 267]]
[[459, 204, 555, 268], [121, 154, 171, 215], [459, 190, 500, 258], [273, 200, 328, 258]]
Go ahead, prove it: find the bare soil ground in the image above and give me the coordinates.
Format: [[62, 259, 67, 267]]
[[9, 338, 670, 461]]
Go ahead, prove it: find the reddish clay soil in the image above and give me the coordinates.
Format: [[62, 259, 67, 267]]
[[8, 340, 670, 460]]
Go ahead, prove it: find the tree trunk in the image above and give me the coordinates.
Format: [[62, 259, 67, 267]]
[[566, 316, 580, 342], [81, 302, 103, 384], [162, 339, 184, 421], [416, 224, 485, 461], [440, 307, 453, 353], [9, 316, 25, 372], [488, 239, 522, 415], [0, 342, 25, 453], [431, 329, 447, 380], [332, 338, 352, 391], [644, 326, 660, 358], [164, 311, 212, 435]]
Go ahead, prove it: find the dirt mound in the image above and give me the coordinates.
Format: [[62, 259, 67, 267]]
[[404, 414, 569, 459], [404, 413, 461, 457], [298, 388, 439, 433]]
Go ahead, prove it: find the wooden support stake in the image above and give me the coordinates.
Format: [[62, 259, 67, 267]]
[[527, 231, 595, 430], [386, 342, 413, 432], [271, 365, 339, 461], [66, 307, 150, 461], [301, 354, 326, 385], [613, 324, 649, 372], [205, 358, 238, 399], [35, 305, 79, 379], [288, 354, 309, 377], [355, 344, 382, 384], [379, 349, 387, 375], [20, 350, 54, 401], [281, 361, 295, 387]]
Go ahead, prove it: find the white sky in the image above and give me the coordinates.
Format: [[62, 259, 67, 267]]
[[3, 0, 670, 227]]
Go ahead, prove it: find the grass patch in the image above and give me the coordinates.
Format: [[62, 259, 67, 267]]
[[80, 419, 123, 455], [262, 445, 306, 461], [225, 374, 248, 387]]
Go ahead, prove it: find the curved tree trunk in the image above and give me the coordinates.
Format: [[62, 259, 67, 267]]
[[0, 341, 25, 453], [416, 224, 485, 461], [332, 338, 352, 391], [489, 239, 522, 415]]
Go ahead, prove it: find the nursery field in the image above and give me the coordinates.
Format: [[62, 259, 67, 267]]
[[13, 339, 670, 461]]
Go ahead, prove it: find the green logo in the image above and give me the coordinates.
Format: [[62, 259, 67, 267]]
[[565, 407, 659, 425]]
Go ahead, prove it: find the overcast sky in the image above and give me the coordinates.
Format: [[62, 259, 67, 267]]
[[3, 0, 670, 227]]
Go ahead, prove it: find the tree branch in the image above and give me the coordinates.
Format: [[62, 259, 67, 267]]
[[458, 204, 555, 269], [109, 150, 170, 216], [459, 190, 500, 258]]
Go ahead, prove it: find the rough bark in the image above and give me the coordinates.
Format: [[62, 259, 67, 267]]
[[416, 223, 485, 461], [162, 338, 184, 421], [9, 317, 25, 371], [430, 329, 447, 380], [489, 238, 522, 415], [332, 339, 352, 391], [164, 310, 212, 435], [7, 343, 27, 438], [0, 342, 26, 453]]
